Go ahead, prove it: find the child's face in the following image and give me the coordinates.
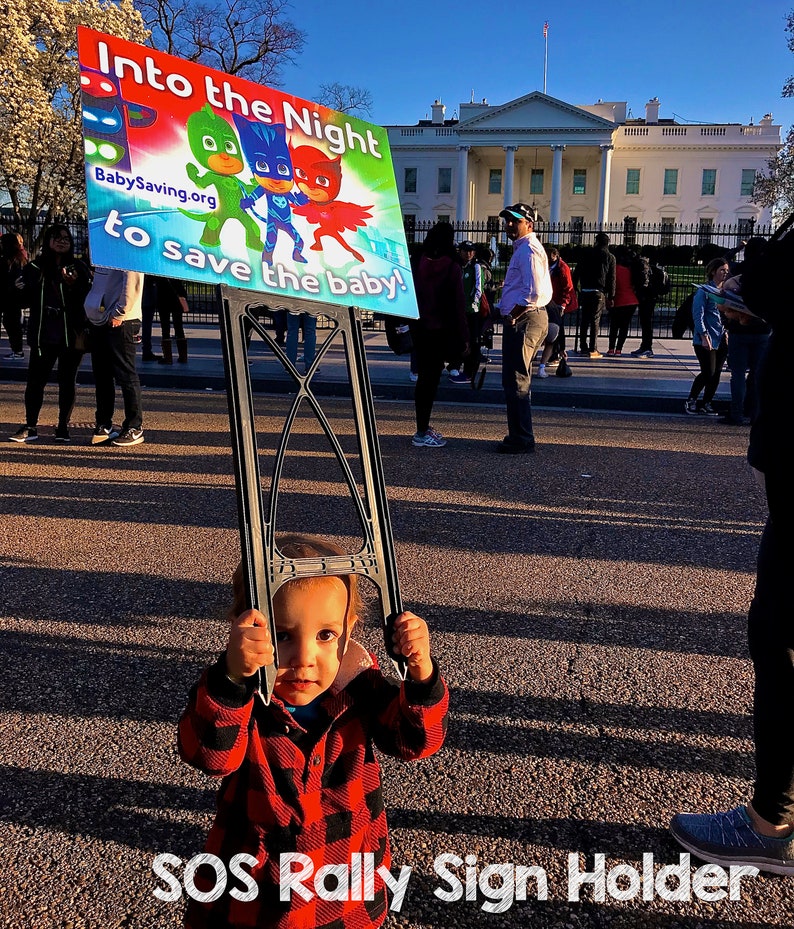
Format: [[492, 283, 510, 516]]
[[273, 577, 351, 706]]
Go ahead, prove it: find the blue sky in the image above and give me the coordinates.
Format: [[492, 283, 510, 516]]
[[280, 0, 794, 132]]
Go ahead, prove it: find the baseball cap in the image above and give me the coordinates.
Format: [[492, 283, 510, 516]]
[[458, 240, 476, 249], [499, 203, 537, 223]]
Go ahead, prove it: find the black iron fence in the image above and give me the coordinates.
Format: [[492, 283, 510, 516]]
[[2, 214, 769, 340], [404, 218, 770, 343], [405, 217, 770, 267]]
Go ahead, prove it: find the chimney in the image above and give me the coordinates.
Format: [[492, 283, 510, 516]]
[[431, 99, 446, 125], [645, 97, 660, 124]]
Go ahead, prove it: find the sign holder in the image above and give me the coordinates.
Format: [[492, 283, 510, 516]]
[[218, 286, 408, 702]]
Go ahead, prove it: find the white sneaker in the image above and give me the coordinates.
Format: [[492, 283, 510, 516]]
[[537, 365, 548, 378], [447, 369, 460, 378]]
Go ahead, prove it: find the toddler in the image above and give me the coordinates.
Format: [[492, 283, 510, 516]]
[[178, 533, 448, 927]]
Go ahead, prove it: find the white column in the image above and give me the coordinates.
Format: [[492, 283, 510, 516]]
[[456, 145, 470, 222], [597, 144, 614, 227], [549, 144, 565, 226], [503, 146, 517, 206]]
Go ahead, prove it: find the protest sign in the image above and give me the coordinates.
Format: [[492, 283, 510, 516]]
[[76, 28, 418, 318]]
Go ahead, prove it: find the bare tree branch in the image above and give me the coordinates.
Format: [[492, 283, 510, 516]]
[[141, 0, 305, 85], [316, 82, 373, 116]]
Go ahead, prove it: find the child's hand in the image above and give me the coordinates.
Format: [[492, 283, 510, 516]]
[[225, 609, 274, 683], [392, 611, 433, 684]]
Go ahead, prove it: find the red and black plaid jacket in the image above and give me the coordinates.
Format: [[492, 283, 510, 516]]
[[178, 640, 448, 928]]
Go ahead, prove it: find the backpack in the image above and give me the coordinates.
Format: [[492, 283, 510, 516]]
[[649, 263, 671, 298]]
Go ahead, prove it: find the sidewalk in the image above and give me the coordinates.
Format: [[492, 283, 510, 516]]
[[1, 322, 725, 416]]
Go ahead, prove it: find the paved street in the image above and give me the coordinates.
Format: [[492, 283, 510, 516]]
[[1, 379, 790, 928]]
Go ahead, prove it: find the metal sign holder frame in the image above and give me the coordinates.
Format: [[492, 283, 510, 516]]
[[218, 285, 408, 702]]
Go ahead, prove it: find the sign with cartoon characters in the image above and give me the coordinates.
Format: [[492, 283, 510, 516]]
[[76, 28, 418, 317]]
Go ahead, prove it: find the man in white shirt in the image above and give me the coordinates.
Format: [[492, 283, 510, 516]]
[[85, 268, 145, 446], [496, 204, 552, 453]]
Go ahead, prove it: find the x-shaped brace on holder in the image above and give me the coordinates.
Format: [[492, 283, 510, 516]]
[[218, 285, 408, 703]]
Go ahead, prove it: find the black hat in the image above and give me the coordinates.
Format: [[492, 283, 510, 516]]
[[458, 240, 476, 249], [499, 203, 537, 223]]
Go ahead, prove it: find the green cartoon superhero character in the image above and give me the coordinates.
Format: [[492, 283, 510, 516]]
[[182, 105, 263, 250]]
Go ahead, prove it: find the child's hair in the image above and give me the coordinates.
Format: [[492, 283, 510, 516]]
[[229, 533, 362, 624]]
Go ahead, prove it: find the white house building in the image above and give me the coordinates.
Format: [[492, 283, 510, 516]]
[[386, 94, 781, 234]]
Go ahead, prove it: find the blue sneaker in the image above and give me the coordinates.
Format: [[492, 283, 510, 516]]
[[670, 806, 794, 876], [412, 429, 446, 448]]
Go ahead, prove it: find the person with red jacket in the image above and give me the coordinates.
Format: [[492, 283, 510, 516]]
[[541, 244, 577, 371], [607, 246, 646, 355], [178, 534, 449, 928]]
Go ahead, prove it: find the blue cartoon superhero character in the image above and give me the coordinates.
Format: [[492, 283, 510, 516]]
[[233, 115, 308, 265], [182, 105, 263, 250]]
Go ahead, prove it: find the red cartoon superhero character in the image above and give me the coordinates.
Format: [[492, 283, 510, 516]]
[[290, 145, 373, 263]]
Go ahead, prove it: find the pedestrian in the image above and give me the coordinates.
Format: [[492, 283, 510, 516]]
[[572, 232, 615, 358], [684, 257, 729, 416], [272, 307, 287, 346], [631, 258, 670, 358], [409, 221, 467, 447], [154, 276, 190, 365], [8, 225, 92, 444], [495, 203, 551, 453], [720, 238, 771, 426], [543, 244, 576, 368], [670, 223, 794, 876], [536, 300, 563, 378], [606, 245, 644, 355], [84, 267, 146, 446], [286, 311, 317, 374], [2, 231, 28, 360], [447, 239, 485, 385], [177, 533, 449, 928], [140, 275, 161, 362]]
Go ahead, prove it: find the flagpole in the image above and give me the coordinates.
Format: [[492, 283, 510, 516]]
[[543, 22, 549, 94]]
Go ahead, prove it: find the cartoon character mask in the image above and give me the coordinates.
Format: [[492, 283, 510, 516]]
[[186, 105, 244, 177], [233, 116, 294, 194]]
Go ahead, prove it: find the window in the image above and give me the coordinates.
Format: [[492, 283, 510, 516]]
[[572, 169, 587, 195], [488, 169, 502, 195], [486, 216, 500, 233], [663, 169, 678, 195], [437, 214, 450, 224], [698, 218, 714, 247], [403, 214, 416, 243], [660, 217, 675, 248], [625, 169, 640, 195], [530, 168, 544, 195], [570, 216, 584, 244], [404, 167, 417, 194], [740, 169, 756, 197], [437, 167, 451, 194], [701, 169, 717, 196]]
